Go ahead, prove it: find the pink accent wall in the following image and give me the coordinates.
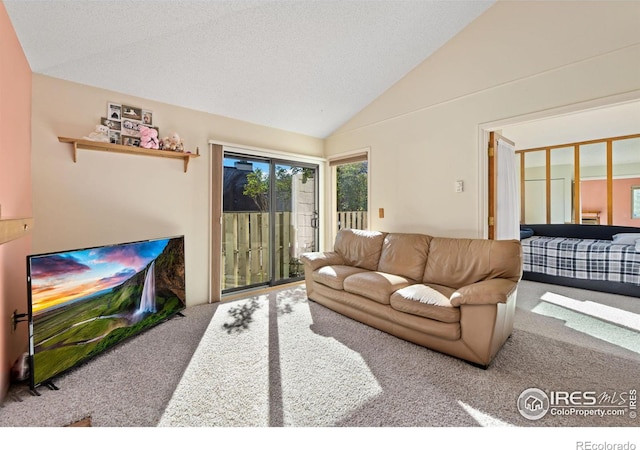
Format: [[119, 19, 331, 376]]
[[613, 177, 640, 226], [581, 178, 640, 226], [0, 2, 32, 401]]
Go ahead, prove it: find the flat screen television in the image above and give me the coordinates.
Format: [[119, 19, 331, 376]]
[[26, 235, 186, 391]]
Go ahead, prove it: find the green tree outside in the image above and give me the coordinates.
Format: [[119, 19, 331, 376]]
[[337, 161, 368, 211], [243, 166, 315, 212]]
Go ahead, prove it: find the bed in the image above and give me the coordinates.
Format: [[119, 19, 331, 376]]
[[520, 224, 640, 297]]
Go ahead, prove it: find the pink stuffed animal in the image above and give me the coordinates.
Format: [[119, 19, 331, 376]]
[[139, 126, 159, 149]]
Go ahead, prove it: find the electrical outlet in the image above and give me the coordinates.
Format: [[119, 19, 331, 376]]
[[455, 180, 464, 193]]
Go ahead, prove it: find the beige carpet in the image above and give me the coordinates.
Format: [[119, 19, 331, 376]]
[[159, 283, 640, 427]]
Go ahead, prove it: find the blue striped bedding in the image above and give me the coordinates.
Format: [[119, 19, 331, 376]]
[[521, 236, 640, 286]]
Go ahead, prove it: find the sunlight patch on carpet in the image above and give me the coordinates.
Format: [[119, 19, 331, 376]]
[[457, 401, 514, 427], [158, 287, 381, 426], [532, 292, 640, 355], [540, 292, 640, 332], [276, 287, 382, 426], [158, 295, 271, 426]]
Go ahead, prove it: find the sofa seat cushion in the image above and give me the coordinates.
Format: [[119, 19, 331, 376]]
[[343, 271, 413, 305], [314, 283, 461, 341], [312, 265, 369, 290], [390, 284, 460, 323]]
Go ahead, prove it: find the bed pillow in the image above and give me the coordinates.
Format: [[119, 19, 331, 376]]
[[636, 239, 640, 252], [520, 228, 534, 240], [612, 233, 640, 245]]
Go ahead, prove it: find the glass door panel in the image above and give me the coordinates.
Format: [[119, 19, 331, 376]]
[[550, 146, 574, 224], [612, 137, 640, 226], [273, 163, 318, 284], [222, 155, 271, 291], [579, 142, 607, 224], [523, 151, 546, 223]]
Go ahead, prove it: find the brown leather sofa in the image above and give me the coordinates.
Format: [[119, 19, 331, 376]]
[[301, 229, 522, 368]]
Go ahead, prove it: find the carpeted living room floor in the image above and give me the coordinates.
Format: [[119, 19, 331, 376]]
[[0, 280, 638, 436]]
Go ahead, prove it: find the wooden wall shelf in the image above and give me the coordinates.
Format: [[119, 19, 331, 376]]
[[58, 137, 199, 173], [0, 217, 34, 245]]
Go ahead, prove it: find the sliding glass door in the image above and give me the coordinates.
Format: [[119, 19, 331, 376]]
[[222, 153, 318, 292]]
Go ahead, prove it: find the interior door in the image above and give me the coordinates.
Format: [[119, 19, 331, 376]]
[[488, 131, 519, 239]]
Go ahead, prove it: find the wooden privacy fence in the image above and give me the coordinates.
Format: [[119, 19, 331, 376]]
[[337, 210, 367, 231], [222, 212, 300, 289], [222, 210, 367, 290]]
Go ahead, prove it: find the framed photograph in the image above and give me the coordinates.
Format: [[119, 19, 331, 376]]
[[101, 117, 121, 131], [107, 102, 122, 121], [122, 105, 142, 121], [108, 130, 121, 145], [121, 118, 142, 138], [142, 110, 153, 126], [122, 136, 140, 147]]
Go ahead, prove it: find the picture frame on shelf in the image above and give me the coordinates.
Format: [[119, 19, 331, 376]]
[[122, 136, 140, 147], [122, 105, 142, 121], [107, 102, 122, 121], [142, 110, 153, 126], [101, 117, 121, 131], [121, 118, 142, 138], [108, 130, 121, 145]]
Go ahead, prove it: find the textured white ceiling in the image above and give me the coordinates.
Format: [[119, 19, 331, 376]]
[[4, 0, 494, 138]]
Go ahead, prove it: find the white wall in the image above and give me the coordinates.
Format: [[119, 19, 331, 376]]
[[31, 75, 323, 306], [324, 1, 640, 241], [501, 101, 640, 150]]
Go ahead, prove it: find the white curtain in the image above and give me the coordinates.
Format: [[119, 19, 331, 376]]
[[496, 138, 520, 240]]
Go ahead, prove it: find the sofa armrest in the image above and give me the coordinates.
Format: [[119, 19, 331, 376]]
[[300, 251, 345, 271], [449, 278, 518, 306]]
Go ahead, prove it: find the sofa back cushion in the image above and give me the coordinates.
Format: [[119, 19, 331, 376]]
[[334, 229, 387, 271], [378, 233, 431, 281], [423, 237, 522, 288]]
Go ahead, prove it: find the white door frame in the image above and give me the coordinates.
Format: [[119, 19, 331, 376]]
[[477, 91, 640, 238]]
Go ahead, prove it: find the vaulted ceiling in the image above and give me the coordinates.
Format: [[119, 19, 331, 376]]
[[4, 0, 494, 138]]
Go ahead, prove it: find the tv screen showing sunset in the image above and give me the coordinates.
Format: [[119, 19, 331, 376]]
[[27, 236, 186, 388]]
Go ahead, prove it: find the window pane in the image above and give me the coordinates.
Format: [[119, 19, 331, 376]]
[[612, 137, 640, 226], [550, 146, 574, 224], [336, 161, 368, 230], [579, 142, 607, 224], [523, 151, 546, 224]]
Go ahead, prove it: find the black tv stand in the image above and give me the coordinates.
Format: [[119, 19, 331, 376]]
[[30, 380, 60, 396], [44, 380, 60, 391]]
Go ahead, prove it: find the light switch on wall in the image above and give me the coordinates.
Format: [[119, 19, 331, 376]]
[[455, 180, 464, 193], [379, 208, 385, 218]]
